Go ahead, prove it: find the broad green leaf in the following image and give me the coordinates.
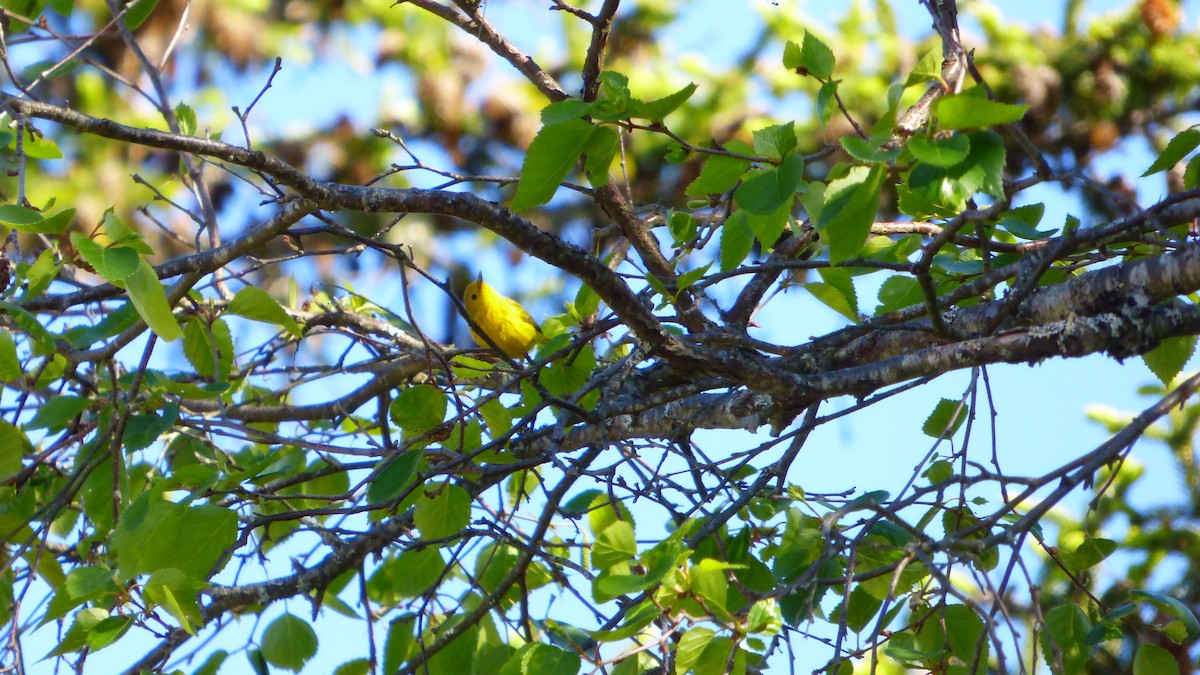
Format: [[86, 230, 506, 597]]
[[226, 286, 301, 337], [587, 493, 634, 537], [720, 210, 754, 272], [748, 198, 792, 250], [193, 650, 229, 675], [804, 282, 857, 322], [541, 99, 594, 124], [260, 613, 318, 673], [668, 211, 698, 246], [924, 459, 953, 484], [1143, 127, 1200, 176], [583, 124, 620, 187], [0, 205, 76, 235], [1142, 335, 1196, 386], [923, 399, 969, 438], [675, 626, 716, 673], [591, 71, 633, 122], [389, 384, 447, 435], [103, 210, 153, 253], [112, 495, 237, 580], [144, 569, 203, 635], [840, 135, 900, 163], [122, 403, 179, 451], [815, 80, 837, 126], [366, 451, 422, 504], [876, 275, 924, 314], [512, 118, 593, 211], [1131, 590, 1200, 638], [753, 122, 799, 161], [819, 164, 887, 263], [937, 91, 1029, 130], [46, 608, 108, 657], [685, 140, 754, 196], [383, 617, 415, 674], [120, 259, 183, 341], [630, 82, 697, 121], [900, 130, 1005, 218], [70, 233, 140, 282], [175, 102, 197, 136], [905, 48, 942, 86], [734, 154, 805, 215], [1057, 537, 1118, 572], [414, 484, 471, 540], [1040, 604, 1091, 675], [1134, 644, 1179, 675], [793, 31, 835, 79], [689, 558, 731, 614], [183, 317, 235, 380], [20, 131, 62, 159], [843, 586, 883, 633], [593, 520, 636, 569], [0, 331, 19, 382], [694, 636, 744, 675], [499, 642, 580, 675], [585, 599, 658, 643], [22, 249, 60, 300], [27, 395, 89, 431], [907, 134, 971, 167], [0, 421, 26, 482]]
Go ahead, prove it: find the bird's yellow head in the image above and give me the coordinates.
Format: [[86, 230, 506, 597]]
[[463, 272, 492, 316]]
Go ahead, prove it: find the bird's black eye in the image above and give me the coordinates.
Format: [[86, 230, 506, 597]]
[[470, 293, 477, 300]]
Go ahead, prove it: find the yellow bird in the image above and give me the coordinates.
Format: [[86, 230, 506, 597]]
[[462, 273, 544, 358]]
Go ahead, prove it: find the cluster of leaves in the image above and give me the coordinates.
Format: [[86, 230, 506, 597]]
[[1, 1, 1200, 674]]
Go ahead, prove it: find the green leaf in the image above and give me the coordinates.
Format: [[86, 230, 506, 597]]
[[819, 164, 887, 263], [840, 135, 900, 163], [905, 48, 942, 86], [734, 154, 805, 215], [907, 134, 971, 167], [1143, 335, 1196, 386], [22, 248, 60, 300], [104, 210, 153, 254], [260, 613, 318, 673], [937, 91, 1029, 131], [175, 102, 197, 136], [383, 617, 415, 674], [1131, 590, 1200, 638], [924, 459, 953, 484], [876, 275, 924, 314], [389, 384, 447, 435], [685, 140, 754, 196], [939, 604, 988, 675], [121, 259, 184, 341], [414, 484, 471, 540], [720, 210, 754, 272], [843, 585, 883, 632], [334, 659, 371, 675], [183, 317, 235, 380], [586, 599, 658, 642], [630, 82, 697, 121], [512, 118, 593, 211], [923, 398, 969, 438], [675, 626, 716, 673], [748, 198, 791, 250], [804, 282, 857, 322], [112, 495, 237, 581], [27, 395, 89, 431], [815, 80, 837, 127], [693, 636, 742, 675], [0, 331, 19, 383], [226, 286, 302, 337], [690, 558, 732, 614], [900, 130, 1005, 218], [393, 548, 445, 597], [499, 643, 580, 675], [69, 233, 140, 282], [541, 98, 594, 124], [1143, 127, 1200, 176], [1134, 644, 1179, 675], [592, 520, 636, 569], [47, 608, 109, 657], [999, 203, 1054, 239], [122, 403, 179, 451], [0, 421, 26, 482], [0, 205, 72, 234], [583, 124, 620, 187], [753, 122, 798, 161], [1058, 537, 1118, 572], [1040, 604, 1092, 675], [798, 31, 835, 79], [193, 650, 229, 675], [366, 451, 422, 504], [20, 130, 62, 159], [591, 71, 632, 122]]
